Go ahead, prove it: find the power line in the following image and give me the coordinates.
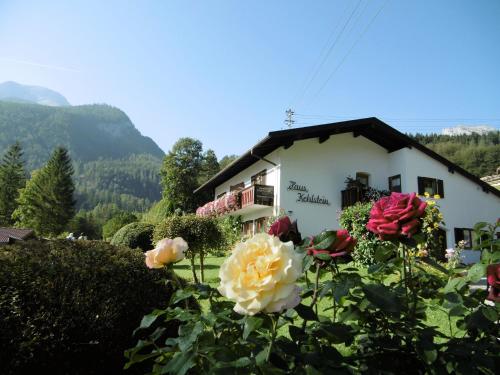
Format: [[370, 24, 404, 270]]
[[305, 0, 390, 107], [291, 0, 363, 108]]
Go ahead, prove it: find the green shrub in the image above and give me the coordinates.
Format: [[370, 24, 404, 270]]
[[102, 212, 137, 240], [217, 215, 243, 252], [111, 222, 154, 251], [339, 202, 389, 266], [0, 240, 181, 375], [154, 215, 223, 282]]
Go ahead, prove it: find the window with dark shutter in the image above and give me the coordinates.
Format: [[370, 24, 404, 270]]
[[417, 177, 444, 197], [454, 228, 473, 249], [388, 174, 402, 192]]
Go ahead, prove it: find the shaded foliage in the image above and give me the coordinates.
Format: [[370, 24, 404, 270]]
[[111, 222, 155, 251], [0, 240, 181, 375]]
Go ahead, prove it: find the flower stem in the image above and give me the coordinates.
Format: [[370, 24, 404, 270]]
[[266, 314, 278, 363], [302, 263, 321, 330]]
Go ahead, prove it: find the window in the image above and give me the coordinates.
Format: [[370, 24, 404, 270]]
[[417, 177, 444, 197], [255, 217, 268, 233], [251, 169, 267, 185], [356, 172, 369, 187], [388, 174, 402, 193], [454, 228, 486, 249], [242, 221, 253, 237]]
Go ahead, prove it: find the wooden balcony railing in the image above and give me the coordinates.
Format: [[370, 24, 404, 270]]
[[341, 187, 369, 209], [241, 184, 274, 209]]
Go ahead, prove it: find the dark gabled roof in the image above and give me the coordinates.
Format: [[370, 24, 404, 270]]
[[194, 117, 500, 199], [0, 227, 34, 244]]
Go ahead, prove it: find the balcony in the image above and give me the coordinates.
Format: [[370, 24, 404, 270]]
[[341, 187, 369, 209], [239, 184, 274, 214], [196, 184, 274, 218]]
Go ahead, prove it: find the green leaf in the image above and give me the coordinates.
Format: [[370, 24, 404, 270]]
[[473, 222, 488, 232], [374, 245, 394, 262], [139, 313, 160, 329], [467, 263, 485, 282], [255, 347, 268, 366], [443, 277, 466, 293], [178, 321, 204, 351], [243, 316, 263, 340], [163, 350, 195, 375], [312, 230, 337, 250], [302, 255, 314, 272], [481, 306, 498, 322], [217, 357, 252, 369], [172, 289, 194, 304], [449, 305, 468, 317], [314, 253, 332, 261], [362, 284, 401, 313], [294, 304, 318, 321]]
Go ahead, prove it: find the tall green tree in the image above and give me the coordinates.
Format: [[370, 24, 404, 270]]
[[219, 154, 239, 170], [199, 149, 220, 185], [160, 138, 204, 213], [13, 147, 75, 236], [0, 142, 26, 225]]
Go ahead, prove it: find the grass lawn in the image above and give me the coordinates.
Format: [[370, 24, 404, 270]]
[[173, 255, 455, 338]]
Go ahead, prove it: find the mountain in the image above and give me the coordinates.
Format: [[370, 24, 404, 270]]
[[442, 125, 497, 136], [0, 100, 165, 212], [0, 81, 70, 106]]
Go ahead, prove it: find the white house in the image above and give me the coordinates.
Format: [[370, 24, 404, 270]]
[[195, 118, 500, 257]]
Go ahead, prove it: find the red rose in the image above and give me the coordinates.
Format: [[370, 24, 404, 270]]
[[366, 192, 427, 240], [308, 229, 357, 258], [486, 263, 500, 302], [268, 216, 302, 245], [269, 216, 292, 238]]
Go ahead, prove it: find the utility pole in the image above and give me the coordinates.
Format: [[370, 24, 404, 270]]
[[284, 108, 295, 128]]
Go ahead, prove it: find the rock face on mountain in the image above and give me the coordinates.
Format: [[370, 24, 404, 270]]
[[442, 125, 497, 136], [0, 81, 71, 106]]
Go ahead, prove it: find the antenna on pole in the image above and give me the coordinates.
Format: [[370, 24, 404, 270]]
[[284, 108, 295, 128]]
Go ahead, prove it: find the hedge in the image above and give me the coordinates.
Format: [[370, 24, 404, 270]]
[[0, 240, 182, 375], [111, 222, 154, 251]]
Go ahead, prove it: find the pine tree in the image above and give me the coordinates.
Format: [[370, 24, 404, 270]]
[[0, 142, 26, 225], [13, 147, 75, 236]]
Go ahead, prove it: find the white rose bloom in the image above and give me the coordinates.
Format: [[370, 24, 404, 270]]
[[218, 233, 302, 315], [145, 237, 188, 268]]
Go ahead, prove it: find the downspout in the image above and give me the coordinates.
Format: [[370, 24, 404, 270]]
[[250, 148, 277, 167]]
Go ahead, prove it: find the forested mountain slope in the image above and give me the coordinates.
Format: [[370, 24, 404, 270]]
[[410, 131, 499, 177], [0, 101, 164, 211]]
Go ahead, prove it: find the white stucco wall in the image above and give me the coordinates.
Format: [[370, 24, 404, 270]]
[[278, 133, 395, 236], [401, 147, 500, 248]]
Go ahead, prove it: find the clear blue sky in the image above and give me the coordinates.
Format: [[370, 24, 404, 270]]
[[0, 0, 499, 158]]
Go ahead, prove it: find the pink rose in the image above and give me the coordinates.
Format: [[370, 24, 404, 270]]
[[308, 229, 357, 258], [366, 192, 427, 240]]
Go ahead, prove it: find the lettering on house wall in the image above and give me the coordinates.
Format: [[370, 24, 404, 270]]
[[288, 180, 330, 206]]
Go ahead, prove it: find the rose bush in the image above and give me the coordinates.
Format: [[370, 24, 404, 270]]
[[366, 192, 427, 240], [218, 233, 302, 315], [127, 207, 498, 375], [486, 263, 500, 302]]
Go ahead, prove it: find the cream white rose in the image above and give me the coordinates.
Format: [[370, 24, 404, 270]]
[[218, 233, 302, 315], [145, 237, 188, 268]]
